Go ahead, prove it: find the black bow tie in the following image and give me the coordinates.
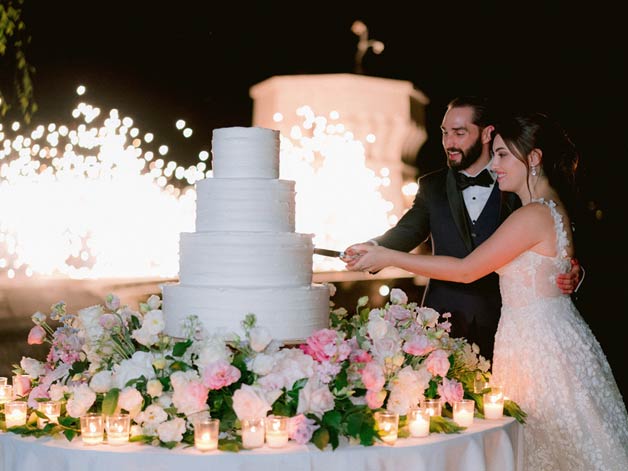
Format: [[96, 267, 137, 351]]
[[455, 169, 494, 190]]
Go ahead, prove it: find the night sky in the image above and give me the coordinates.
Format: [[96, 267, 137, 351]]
[[12, 1, 628, 396]]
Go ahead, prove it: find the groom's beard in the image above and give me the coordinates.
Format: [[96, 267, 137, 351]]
[[446, 136, 483, 171]]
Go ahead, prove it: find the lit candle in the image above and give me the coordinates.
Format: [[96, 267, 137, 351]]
[[407, 407, 430, 438], [81, 413, 104, 445], [0, 385, 13, 404], [194, 418, 219, 452], [241, 418, 265, 449], [422, 398, 442, 417], [11, 375, 32, 397], [453, 400, 475, 427], [5, 401, 28, 428], [483, 393, 504, 419], [374, 411, 399, 445], [265, 415, 289, 448], [37, 401, 61, 429], [105, 414, 130, 445]]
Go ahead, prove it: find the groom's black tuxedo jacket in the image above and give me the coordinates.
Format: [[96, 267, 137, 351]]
[[374, 167, 520, 360]]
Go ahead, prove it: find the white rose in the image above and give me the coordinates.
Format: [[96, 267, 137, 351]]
[[249, 326, 272, 352], [89, 370, 113, 393], [367, 315, 390, 341], [251, 353, 276, 376], [20, 357, 45, 379], [118, 387, 144, 418], [146, 295, 162, 311], [156, 392, 173, 408], [389, 288, 408, 305], [112, 351, 156, 389], [157, 417, 186, 443], [417, 307, 440, 328], [135, 404, 167, 427], [48, 383, 68, 401], [77, 305, 105, 341], [146, 379, 163, 398], [231, 384, 271, 420], [131, 326, 158, 347], [193, 336, 232, 369], [66, 384, 96, 418], [297, 377, 335, 418], [142, 310, 165, 336]]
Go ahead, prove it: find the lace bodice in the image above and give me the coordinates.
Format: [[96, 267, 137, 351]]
[[496, 199, 571, 308]]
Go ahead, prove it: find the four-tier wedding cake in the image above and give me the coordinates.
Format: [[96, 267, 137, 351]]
[[162, 126, 330, 341]]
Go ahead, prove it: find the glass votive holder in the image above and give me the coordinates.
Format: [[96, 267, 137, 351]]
[[0, 377, 7, 386], [374, 411, 399, 445], [105, 413, 130, 445], [37, 401, 61, 429], [12, 374, 32, 397], [81, 413, 105, 445], [422, 398, 442, 417], [241, 417, 265, 449], [5, 401, 28, 428], [0, 384, 13, 404], [265, 415, 289, 448], [194, 418, 220, 452], [407, 406, 430, 438], [453, 399, 475, 427], [488, 384, 504, 400], [473, 376, 490, 394], [483, 392, 505, 419]]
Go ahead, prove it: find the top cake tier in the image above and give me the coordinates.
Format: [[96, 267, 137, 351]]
[[211, 126, 280, 179]]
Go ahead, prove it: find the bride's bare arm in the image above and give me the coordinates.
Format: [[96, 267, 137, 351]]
[[346, 205, 552, 283]]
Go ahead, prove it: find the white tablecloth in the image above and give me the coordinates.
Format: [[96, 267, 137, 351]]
[[0, 417, 523, 471]]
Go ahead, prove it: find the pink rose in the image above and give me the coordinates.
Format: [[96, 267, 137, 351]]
[[202, 360, 241, 390], [288, 414, 319, 444], [437, 377, 464, 407], [365, 389, 386, 409], [361, 362, 385, 391], [403, 334, 435, 357], [27, 325, 46, 345], [300, 329, 339, 363], [425, 349, 451, 377]]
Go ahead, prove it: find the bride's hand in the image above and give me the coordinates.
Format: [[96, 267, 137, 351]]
[[343, 244, 389, 273]]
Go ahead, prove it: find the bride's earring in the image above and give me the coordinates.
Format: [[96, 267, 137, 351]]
[[531, 165, 538, 176]]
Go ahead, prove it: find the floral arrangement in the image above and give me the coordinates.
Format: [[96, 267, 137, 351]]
[[2, 287, 525, 450]]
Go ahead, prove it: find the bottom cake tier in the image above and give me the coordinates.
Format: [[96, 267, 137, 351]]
[[161, 283, 330, 342]]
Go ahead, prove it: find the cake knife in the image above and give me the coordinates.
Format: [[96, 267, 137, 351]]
[[313, 248, 345, 258]]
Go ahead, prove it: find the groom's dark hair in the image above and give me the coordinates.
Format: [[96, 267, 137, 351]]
[[447, 96, 493, 129]]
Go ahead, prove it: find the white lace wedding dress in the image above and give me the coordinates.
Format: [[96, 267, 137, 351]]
[[492, 199, 628, 471]]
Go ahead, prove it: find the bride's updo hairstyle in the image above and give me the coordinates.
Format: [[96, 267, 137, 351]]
[[493, 112, 579, 213]]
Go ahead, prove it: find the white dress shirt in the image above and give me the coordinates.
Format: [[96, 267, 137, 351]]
[[460, 164, 496, 223]]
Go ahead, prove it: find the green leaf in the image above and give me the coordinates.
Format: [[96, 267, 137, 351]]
[[322, 410, 342, 430], [172, 339, 193, 357], [102, 388, 120, 416], [63, 428, 77, 441], [429, 415, 465, 434], [504, 400, 527, 424], [312, 426, 330, 450], [218, 438, 242, 452]]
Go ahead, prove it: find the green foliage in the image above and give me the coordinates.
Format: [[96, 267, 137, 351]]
[[0, 0, 36, 123], [101, 388, 120, 416]]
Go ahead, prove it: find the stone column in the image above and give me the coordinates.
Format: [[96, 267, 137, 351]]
[[249, 73, 429, 219]]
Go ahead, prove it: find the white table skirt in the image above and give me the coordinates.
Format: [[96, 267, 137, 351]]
[[0, 417, 523, 471]]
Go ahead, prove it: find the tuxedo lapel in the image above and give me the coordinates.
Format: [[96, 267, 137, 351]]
[[446, 169, 473, 252]]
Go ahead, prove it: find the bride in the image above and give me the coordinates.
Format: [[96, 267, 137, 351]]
[[344, 112, 628, 470]]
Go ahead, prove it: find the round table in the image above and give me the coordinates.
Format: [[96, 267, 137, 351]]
[[0, 417, 523, 471]]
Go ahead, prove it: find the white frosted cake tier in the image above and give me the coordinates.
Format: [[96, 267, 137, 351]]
[[162, 283, 330, 341], [211, 127, 280, 179], [178, 232, 314, 286], [195, 178, 295, 232]]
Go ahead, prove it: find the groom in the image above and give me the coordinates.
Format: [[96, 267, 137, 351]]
[[344, 96, 579, 361]]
